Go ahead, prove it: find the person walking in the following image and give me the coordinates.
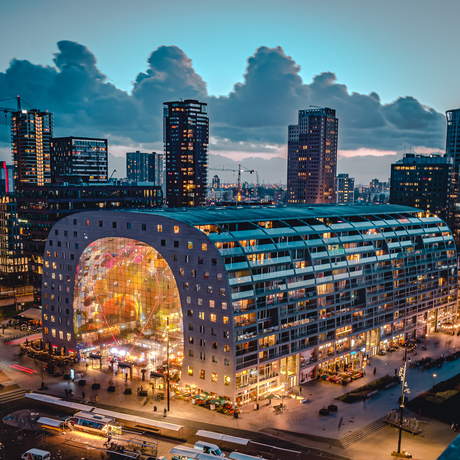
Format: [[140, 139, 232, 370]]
[[82, 391, 85, 399], [373, 367, 376, 375], [163, 408, 167, 417]]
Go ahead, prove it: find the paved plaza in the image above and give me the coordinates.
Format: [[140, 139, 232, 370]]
[[2, 323, 460, 459]]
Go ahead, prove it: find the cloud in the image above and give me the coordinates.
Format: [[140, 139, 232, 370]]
[[0, 41, 448, 183]]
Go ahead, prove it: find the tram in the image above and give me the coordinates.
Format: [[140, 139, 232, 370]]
[[66, 411, 122, 436]]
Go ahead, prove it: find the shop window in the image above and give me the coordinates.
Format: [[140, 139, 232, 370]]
[[200, 370, 205, 380], [211, 373, 217, 383], [188, 366, 193, 376]]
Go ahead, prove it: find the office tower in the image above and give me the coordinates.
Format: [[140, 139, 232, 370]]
[[212, 175, 220, 189], [336, 173, 355, 203], [127, 150, 148, 182], [390, 154, 457, 231], [153, 152, 164, 188], [51, 137, 108, 184], [446, 109, 460, 167], [44, 204, 457, 402], [163, 100, 208, 208], [0, 162, 14, 194], [287, 107, 338, 204], [12, 109, 53, 187]]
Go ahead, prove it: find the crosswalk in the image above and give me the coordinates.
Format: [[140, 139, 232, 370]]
[[0, 388, 27, 404]]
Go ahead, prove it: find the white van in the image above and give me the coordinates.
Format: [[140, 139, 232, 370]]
[[194, 441, 225, 457], [21, 449, 51, 460]]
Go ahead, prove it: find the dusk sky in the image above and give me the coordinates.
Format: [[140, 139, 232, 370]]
[[1, 0, 459, 184]]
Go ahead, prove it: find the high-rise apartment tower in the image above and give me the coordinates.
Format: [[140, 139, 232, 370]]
[[12, 109, 53, 187], [446, 109, 460, 167], [163, 100, 208, 208], [287, 107, 338, 204], [337, 173, 355, 203]]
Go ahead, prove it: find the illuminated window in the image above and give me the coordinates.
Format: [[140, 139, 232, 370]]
[[188, 310, 193, 317], [195, 284, 200, 291], [207, 286, 212, 294], [200, 369, 205, 380], [51, 329, 56, 338], [186, 296, 191, 303], [67, 333, 71, 341], [199, 312, 204, 320], [188, 241, 193, 249], [223, 316, 228, 324], [202, 243, 207, 251], [224, 359, 230, 366], [44, 314, 48, 321], [211, 373, 217, 383], [174, 226, 179, 233], [183, 282, 188, 289], [44, 327, 48, 335], [198, 298, 203, 306], [223, 331, 229, 338], [209, 300, 215, 308], [51, 316, 55, 322], [189, 337, 194, 344], [210, 314, 216, 322], [157, 225, 162, 232], [224, 375, 230, 386], [204, 272, 209, 279], [59, 331, 63, 340], [86, 220, 90, 226], [220, 288, 225, 296], [224, 345, 230, 352], [217, 273, 223, 281], [222, 302, 227, 310], [188, 366, 193, 376], [212, 356, 217, 363], [180, 268, 185, 276]]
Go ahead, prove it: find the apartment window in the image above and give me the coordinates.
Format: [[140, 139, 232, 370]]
[[183, 282, 188, 289], [85, 220, 90, 226], [195, 284, 201, 292], [186, 296, 191, 304], [199, 312, 204, 320], [161, 239, 166, 246], [200, 353, 206, 360], [189, 350, 194, 357], [188, 323, 193, 331], [172, 254, 177, 261], [212, 342, 217, 349], [212, 258, 217, 266], [99, 221, 103, 227], [222, 302, 227, 310], [220, 288, 226, 296], [44, 314, 48, 321], [188, 366, 193, 376], [224, 345, 230, 352], [180, 268, 185, 276], [187, 310, 193, 317], [174, 241, 179, 248], [211, 373, 217, 383], [224, 376, 230, 386], [211, 328, 217, 336], [67, 333, 71, 342], [112, 222, 117, 229], [200, 339, 206, 346], [73, 219, 77, 225], [185, 255, 190, 263], [217, 273, 223, 281], [75, 244, 79, 250], [204, 272, 209, 279], [224, 359, 230, 366], [127, 222, 131, 230], [189, 337, 194, 344], [212, 356, 218, 364], [200, 326, 205, 333], [191, 270, 196, 278], [51, 329, 56, 338], [210, 314, 216, 322], [73, 231, 77, 237], [174, 226, 179, 233], [209, 300, 215, 308], [223, 316, 228, 324], [66, 309, 70, 315], [59, 331, 64, 340], [200, 370, 205, 380], [44, 327, 48, 335], [223, 331, 229, 338], [51, 316, 55, 323], [207, 286, 213, 294], [142, 224, 147, 231], [64, 231, 68, 237], [157, 225, 162, 232], [188, 241, 193, 249], [202, 243, 207, 251], [198, 298, 203, 306], [198, 257, 203, 265]]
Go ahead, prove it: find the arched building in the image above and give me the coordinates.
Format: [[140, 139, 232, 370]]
[[41, 204, 458, 405]]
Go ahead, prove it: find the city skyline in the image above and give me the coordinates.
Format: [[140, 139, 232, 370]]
[[1, 0, 460, 184]]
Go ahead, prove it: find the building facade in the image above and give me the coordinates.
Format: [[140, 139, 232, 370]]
[[446, 109, 460, 167], [0, 162, 14, 194], [12, 109, 53, 187], [51, 137, 108, 184], [390, 154, 458, 235], [127, 151, 149, 182], [337, 174, 355, 203], [163, 100, 208, 208], [287, 108, 338, 204], [42, 204, 457, 405]]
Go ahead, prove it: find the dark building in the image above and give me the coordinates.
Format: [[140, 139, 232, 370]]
[[446, 109, 460, 167], [12, 109, 53, 187], [163, 100, 208, 208], [127, 151, 148, 182], [390, 154, 457, 232], [287, 107, 338, 204], [336, 173, 354, 203], [51, 137, 108, 184], [16, 183, 163, 301]]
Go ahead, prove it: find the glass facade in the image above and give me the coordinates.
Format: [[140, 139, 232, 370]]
[[73, 237, 183, 379]]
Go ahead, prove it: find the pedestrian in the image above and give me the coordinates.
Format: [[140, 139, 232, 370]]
[[65, 389, 68, 397], [82, 391, 85, 399], [140, 386, 143, 391], [164, 408, 167, 417], [373, 367, 376, 375]]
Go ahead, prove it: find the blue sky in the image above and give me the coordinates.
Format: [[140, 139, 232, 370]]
[[0, 0, 459, 183]]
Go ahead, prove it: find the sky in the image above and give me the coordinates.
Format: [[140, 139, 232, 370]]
[[0, 0, 459, 184]]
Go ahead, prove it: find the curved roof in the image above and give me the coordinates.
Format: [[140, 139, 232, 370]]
[[125, 204, 420, 226]]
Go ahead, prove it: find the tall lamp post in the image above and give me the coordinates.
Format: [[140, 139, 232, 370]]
[[433, 373, 437, 388], [395, 348, 410, 455], [167, 317, 170, 412]]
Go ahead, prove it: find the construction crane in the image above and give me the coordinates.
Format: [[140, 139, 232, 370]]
[[209, 164, 255, 202], [0, 96, 32, 128], [109, 169, 117, 181]]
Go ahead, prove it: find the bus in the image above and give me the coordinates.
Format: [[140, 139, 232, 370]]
[[66, 411, 122, 436]]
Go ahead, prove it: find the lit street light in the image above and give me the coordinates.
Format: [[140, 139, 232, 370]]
[[433, 373, 437, 388]]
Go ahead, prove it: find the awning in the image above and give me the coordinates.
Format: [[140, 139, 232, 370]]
[[118, 362, 132, 368], [89, 354, 103, 359], [37, 417, 64, 428], [14, 307, 43, 321], [150, 372, 165, 378], [196, 430, 249, 445]]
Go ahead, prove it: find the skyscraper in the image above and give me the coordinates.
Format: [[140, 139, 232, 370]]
[[153, 152, 164, 189], [446, 109, 460, 167], [12, 109, 53, 187], [163, 100, 208, 208], [127, 151, 149, 182], [336, 173, 355, 203], [287, 107, 338, 204], [51, 137, 108, 184]]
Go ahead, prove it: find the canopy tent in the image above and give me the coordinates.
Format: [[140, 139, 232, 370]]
[[196, 430, 249, 445], [13, 307, 42, 321]]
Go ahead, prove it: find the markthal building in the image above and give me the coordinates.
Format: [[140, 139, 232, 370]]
[[41, 205, 458, 406]]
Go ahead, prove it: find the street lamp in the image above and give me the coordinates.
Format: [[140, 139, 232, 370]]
[[394, 348, 410, 456], [166, 317, 170, 412], [433, 373, 437, 388]]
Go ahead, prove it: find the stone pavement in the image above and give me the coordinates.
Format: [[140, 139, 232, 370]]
[[2, 324, 460, 458]]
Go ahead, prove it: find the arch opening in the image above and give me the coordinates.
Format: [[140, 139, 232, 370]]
[[73, 237, 183, 381]]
